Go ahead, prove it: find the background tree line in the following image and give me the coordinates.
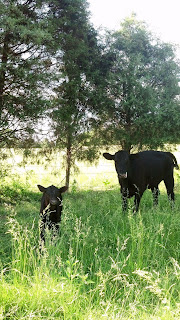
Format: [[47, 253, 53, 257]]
[[1, 0, 180, 186]]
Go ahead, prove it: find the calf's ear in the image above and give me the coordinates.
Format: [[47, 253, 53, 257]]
[[37, 185, 46, 193], [59, 186, 68, 193], [103, 153, 115, 160]]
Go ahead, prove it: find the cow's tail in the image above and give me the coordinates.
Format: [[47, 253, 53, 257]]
[[166, 152, 179, 169]]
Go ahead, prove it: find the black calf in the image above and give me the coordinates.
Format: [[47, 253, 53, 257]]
[[37, 184, 68, 242]]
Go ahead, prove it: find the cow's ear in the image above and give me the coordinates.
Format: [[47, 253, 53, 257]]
[[37, 185, 46, 193], [59, 186, 68, 193], [103, 152, 115, 160]]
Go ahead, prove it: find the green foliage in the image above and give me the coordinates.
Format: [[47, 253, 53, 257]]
[[97, 14, 180, 151], [46, 0, 104, 186], [1, 2, 180, 189], [0, 0, 53, 145]]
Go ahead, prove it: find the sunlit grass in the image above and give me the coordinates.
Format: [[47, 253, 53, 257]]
[[0, 156, 180, 319]]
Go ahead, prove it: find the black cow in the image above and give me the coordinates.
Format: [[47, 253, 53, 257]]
[[37, 184, 68, 242], [103, 150, 178, 212]]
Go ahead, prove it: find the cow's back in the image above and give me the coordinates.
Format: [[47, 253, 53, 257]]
[[129, 151, 173, 189]]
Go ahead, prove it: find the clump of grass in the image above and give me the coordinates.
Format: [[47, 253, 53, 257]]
[[0, 150, 180, 318], [0, 186, 180, 319]]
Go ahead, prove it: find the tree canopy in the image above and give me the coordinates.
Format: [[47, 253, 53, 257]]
[[96, 15, 180, 151], [0, 0, 53, 145], [0, 3, 180, 186]]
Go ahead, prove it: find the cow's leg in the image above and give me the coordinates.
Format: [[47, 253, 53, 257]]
[[121, 188, 128, 212], [122, 196, 128, 212], [50, 223, 59, 244], [40, 228, 45, 243], [134, 192, 142, 212], [39, 215, 46, 243], [164, 176, 175, 202], [39, 223, 46, 253], [151, 187, 160, 206], [53, 223, 60, 236]]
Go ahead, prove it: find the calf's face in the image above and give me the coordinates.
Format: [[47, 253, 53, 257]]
[[38, 185, 68, 206], [103, 151, 129, 179]]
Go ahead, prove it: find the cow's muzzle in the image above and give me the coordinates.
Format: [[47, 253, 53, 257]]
[[50, 199, 58, 206], [118, 172, 128, 179]]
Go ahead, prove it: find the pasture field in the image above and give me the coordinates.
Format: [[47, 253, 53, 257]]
[[0, 150, 180, 319]]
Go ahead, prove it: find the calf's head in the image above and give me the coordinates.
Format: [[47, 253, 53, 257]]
[[37, 184, 68, 206], [103, 151, 130, 179]]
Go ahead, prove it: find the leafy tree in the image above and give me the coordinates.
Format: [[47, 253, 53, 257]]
[[97, 15, 180, 152], [0, 0, 53, 146], [47, 0, 108, 187]]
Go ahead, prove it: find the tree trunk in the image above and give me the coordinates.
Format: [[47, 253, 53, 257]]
[[65, 136, 72, 188], [0, 33, 9, 109], [121, 140, 132, 153]]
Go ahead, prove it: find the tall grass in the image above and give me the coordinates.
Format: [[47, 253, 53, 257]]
[[0, 158, 180, 319]]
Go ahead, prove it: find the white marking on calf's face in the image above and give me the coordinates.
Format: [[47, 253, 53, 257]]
[[50, 199, 59, 205], [118, 172, 128, 179], [45, 186, 62, 206]]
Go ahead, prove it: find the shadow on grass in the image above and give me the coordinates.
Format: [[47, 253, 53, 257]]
[[0, 185, 40, 204]]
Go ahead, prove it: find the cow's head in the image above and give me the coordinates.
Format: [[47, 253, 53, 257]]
[[103, 151, 130, 179], [37, 184, 68, 206]]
